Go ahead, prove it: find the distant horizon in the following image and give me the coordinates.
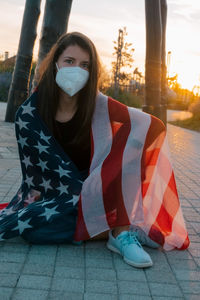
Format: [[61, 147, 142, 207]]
[[0, 0, 200, 92]]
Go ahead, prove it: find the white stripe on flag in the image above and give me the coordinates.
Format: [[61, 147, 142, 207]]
[[143, 136, 173, 233], [163, 206, 188, 250], [81, 93, 111, 236], [122, 107, 151, 224]]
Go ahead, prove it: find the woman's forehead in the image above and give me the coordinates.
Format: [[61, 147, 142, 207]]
[[60, 44, 90, 61]]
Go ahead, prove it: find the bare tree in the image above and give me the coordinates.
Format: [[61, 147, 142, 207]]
[[143, 0, 163, 121], [32, 0, 73, 90], [112, 28, 134, 97], [5, 0, 41, 122]]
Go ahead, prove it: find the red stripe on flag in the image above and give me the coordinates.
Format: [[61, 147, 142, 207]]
[[179, 235, 190, 250], [74, 195, 90, 241], [160, 173, 180, 230], [101, 97, 131, 228], [148, 173, 181, 243], [141, 115, 166, 197], [168, 172, 179, 196], [74, 133, 95, 241], [145, 148, 161, 166], [148, 224, 165, 246], [0, 203, 8, 210]]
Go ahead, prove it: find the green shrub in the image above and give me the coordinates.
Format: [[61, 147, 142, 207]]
[[188, 99, 200, 118], [0, 72, 12, 102], [104, 87, 143, 108], [169, 117, 200, 132], [0, 86, 9, 102], [169, 98, 200, 131]]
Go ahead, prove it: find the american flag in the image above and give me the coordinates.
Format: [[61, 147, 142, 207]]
[[0, 91, 83, 243], [74, 93, 190, 251], [0, 91, 189, 250]]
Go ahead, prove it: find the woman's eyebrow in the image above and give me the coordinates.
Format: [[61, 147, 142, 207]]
[[63, 56, 74, 59], [63, 56, 89, 63]]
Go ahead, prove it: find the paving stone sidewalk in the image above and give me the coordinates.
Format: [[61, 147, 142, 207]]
[[0, 102, 199, 300]]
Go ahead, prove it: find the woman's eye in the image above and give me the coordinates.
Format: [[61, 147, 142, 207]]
[[82, 63, 89, 69], [65, 59, 73, 64]]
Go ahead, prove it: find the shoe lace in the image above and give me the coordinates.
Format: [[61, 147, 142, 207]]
[[133, 227, 146, 244], [118, 231, 142, 250]]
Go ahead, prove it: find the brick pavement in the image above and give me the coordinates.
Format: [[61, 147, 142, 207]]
[[0, 102, 199, 300]]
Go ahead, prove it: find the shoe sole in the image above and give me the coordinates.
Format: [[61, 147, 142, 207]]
[[107, 242, 153, 268]]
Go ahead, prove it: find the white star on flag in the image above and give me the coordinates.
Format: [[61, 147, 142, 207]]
[[12, 218, 33, 234], [22, 155, 32, 168], [34, 141, 49, 154], [68, 194, 80, 206], [36, 158, 49, 172], [21, 102, 35, 117], [2, 207, 15, 216], [57, 182, 69, 196], [18, 135, 28, 149], [16, 117, 29, 130], [40, 178, 52, 193], [25, 175, 34, 187], [39, 131, 51, 144], [55, 165, 71, 178], [39, 206, 60, 221]]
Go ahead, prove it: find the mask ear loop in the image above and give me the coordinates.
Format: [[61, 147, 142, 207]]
[[55, 63, 59, 71]]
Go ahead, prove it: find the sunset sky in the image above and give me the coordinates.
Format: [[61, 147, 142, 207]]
[[0, 0, 200, 91]]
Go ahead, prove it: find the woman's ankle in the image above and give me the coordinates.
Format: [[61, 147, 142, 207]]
[[89, 230, 109, 241], [112, 225, 130, 238]]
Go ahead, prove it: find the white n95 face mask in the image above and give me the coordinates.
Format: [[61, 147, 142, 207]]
[[55, 64, 89, 97]]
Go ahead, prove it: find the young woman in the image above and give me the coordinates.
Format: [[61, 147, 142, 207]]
[[0, 32, 189, 269]]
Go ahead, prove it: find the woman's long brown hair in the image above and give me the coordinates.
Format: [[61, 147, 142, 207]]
[[37, 32, 101, 146]]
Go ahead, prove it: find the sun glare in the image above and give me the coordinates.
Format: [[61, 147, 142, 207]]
[[168, 52, 200, 91], [178, 73, 199, 91]]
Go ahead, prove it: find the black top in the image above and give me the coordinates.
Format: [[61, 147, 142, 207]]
[[54, 111, 91, 172]]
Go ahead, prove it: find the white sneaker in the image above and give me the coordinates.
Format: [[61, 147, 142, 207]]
[[107, 230, 153, 268]]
